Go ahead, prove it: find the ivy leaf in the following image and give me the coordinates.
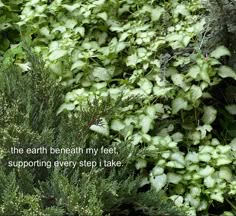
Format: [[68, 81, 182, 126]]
[[218, 66, 236, 79], [210, 46, 231, 59], [172, 97, 188, 114]]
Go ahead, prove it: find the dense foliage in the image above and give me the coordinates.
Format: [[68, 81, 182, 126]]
[[0, 49, 185, 216], [0, 0, 236, 215]]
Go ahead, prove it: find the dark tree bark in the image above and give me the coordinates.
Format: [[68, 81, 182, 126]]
[[205, 0, 236, 68]]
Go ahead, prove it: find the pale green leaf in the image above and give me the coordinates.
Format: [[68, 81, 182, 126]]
[[225, 104, 236, 115], [150, 174, 167, 192], [97, 12, 108, 21], [198, 165, 214, 177], [151, 6, 164, 21], [115, 42, 126, 53], [62, 3, 81, 12], [127, 54, 138, 67], [140, 115, 153, 133], [167, 172, 182, 184], [153, 86, 173, 97], [171, 74, 187, 89], [90, 118, 109, 136], [57, 103, 75, 114], [71, 60, 85, 71], [48, 49, 67, 61], [65, 19, 77, 29], [219, 166, 232, 182], [138, 78, 153, 94], [210, 46, 231, 59], [135, 158, 147, 169], [166, 161, 184, 168], [230, 138, 236, 151], [198, 153, 211, 162], [204, 176, 215, 188], [0, 0, 5, 7], [202, 106, 217, 124], [216, 157, 232, 166], [188, 85, 202, 101], [173, 4, 189, 16], [92, 67, 111, 81], [74, 27, 85, 37], [210, 192, 224, 203], [111, 119, 125, 131], [188, 65, 200, 79], [218, 66, 236, 79], [172, 97, 188, 114]]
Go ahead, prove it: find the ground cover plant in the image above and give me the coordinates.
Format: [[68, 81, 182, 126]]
[[0, 47, 185, 216], [0, 0, 236, 215]]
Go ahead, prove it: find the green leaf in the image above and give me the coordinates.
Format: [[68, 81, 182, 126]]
[[210, 192, 224, 203], [138, 78, 153, 94], [219, 166, 232, 182], [92, 67, 111, 81], [167, 173, 182, 184], [48, 49, 67, 61], [202, 106, 217, 124], [57, 103, 75, 114], [210, 46, 231, 59], [71, 60, 85, 71], [151, 6, 164, 21], [188, 85, 202, 101], [171, 74, 187, 90], [97, 12, 108, 21], [173, 4, 189, 16], [135, 158, 147, 169], [140, 115, 153, 133], [198, 165, 214, 177], [111, 119, 125, 131], [150, 174, 167, 192], [0, 0, 5, 7], [126, 54, 138, 67], [172, 97, 188, 114], [218, 66, 236, 79], [188, 65, 200, 79], [62, 3, 81, 12], [90, 118, 109, 136], [204, 176, 215, 188], [225, 105, 236, 115], [216, 157, 232, 166], [153, 86, 173, 97]]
